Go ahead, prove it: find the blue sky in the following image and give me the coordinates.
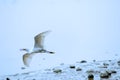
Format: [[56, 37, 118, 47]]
[[0, 0, 120, 75]]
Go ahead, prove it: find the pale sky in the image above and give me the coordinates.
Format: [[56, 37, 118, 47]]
[[0, 0, 120, 75]]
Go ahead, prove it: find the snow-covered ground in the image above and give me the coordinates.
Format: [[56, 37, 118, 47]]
[[1, 59, 120, 80]]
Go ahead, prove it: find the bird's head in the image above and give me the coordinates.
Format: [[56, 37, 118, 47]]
[[20, 48, 29, 52]]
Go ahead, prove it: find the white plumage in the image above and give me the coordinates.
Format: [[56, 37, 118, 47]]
[[20, 30, 55, 67]]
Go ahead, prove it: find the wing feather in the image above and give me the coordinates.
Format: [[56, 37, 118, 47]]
[[34, 30, 51, 49], [23, 53, 38, 67], [23, 53, 32, 67]]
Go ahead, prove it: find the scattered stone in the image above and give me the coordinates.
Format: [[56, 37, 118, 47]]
[[6, 77, 10, 80], [86, 69, 94, 74], [80, 60, 87, 63], [100, 71, 110, 79], [86, 70, 100, 74], [53, 69, 62, 73], [69, 65, 76, 69], [1, 59, 120, 80], [117, 61, 120, 66], [103, 63, 109, 66], [100, 70, 117, 78], [88, 74, 94, 80], [98, 65, 107, 68], [117, 60, 120, 63], [98, 63, 109, 68], [76, 67, 82, 71], [107, 70, 117, 74], [106, 71, 111, 76], [111, 70, 117, 74]]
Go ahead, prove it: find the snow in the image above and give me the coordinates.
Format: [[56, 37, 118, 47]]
[[1, 59, 120, 80]]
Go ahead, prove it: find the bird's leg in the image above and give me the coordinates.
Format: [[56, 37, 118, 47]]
[[39, 49, 47, 53], [38, 49, 55, 54]]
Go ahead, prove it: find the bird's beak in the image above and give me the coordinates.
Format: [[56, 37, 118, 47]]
[[49, 52, 55, 54]]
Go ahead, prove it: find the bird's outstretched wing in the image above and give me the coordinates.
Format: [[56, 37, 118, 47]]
[[34, 30, 51, 49], [23, 53, 37, 67], [23, 53, 32, 67]]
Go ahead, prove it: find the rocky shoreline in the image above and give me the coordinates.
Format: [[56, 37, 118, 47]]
[[1, 59, 120, 80]]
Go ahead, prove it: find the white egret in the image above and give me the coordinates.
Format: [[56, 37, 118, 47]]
[[20, 30, 55, 67]]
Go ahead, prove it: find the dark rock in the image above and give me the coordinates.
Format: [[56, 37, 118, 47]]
[[111, 70, 117, 74], [86, 69, 94, 74], [76, 67, 82, 71], [100, 71, 110, 79], [99, 65, 107, 68], [6, 78, 10, 80], [88, 74, 94, 80], [100, 70, 117, 78], [118, 61, 120, 63], [117, 61, 120, 66], [69, 65, 76, 69], [103, 63, 109, 66], [80, 60, 87, 63], [106, 71, 111, 76], [107, 70, 117, 74], [53, 69, 62, 73]]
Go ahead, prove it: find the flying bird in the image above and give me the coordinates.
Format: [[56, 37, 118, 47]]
[[20, 30, 55, 67]]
